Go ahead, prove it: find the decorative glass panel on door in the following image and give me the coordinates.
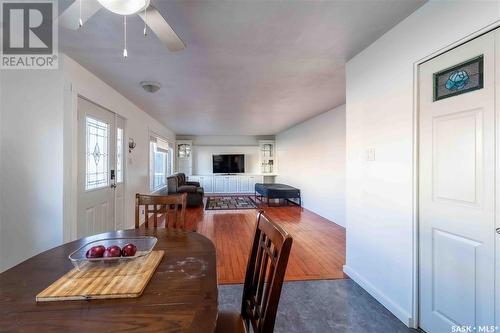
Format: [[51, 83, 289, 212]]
[[116, 127, 123, 183], [86, 116, 109, 190], [433, 55, 483, 101]]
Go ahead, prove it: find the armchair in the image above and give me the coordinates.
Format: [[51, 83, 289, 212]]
[[177, 173, 201, 187], [167, 173, 204, 207]]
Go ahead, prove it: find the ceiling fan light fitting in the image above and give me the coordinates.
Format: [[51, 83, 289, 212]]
[[97, 0, 150, 16]]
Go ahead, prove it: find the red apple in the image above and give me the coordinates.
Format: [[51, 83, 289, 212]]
[[103, 245, 122, 258], [121, 243, 137, 257], [86, 245, 106, 258]]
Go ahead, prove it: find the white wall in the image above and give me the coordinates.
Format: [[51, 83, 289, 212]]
[[177, 135, 274, 175], [345, 1, 500, 327], [0, 54, 175, 272], [276, 105, 345, 227], [0, 68, 65, 272]]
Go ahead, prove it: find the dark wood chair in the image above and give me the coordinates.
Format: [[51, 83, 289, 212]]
[[216, 211, 293, 333], [135, 193, 187, 229]]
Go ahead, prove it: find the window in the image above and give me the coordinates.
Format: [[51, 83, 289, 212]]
[[166, 147, 173, 179], [116, 127, 124, 183], [86, 116, 109, 190], [150, 135, 173, 191]]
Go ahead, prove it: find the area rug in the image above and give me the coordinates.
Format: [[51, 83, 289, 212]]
[[205, 196, 257, 210]]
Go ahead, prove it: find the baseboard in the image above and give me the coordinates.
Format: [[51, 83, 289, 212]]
[[343, 265, 413, 327]]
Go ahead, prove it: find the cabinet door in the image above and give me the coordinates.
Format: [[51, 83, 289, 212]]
[[214, 177, 225, 193], [248, 176, 256, 193], [228, 177, 238, 193], [239, 176, 251, 193], [202, 176, 213, 193]]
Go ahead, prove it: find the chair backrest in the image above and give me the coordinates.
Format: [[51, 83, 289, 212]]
[[135, 193, 187, 229], [241, 211, 293, 333]]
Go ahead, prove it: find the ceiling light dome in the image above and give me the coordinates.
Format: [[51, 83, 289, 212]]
[[140, 81, 161, 93], [97, 0, 150, 16]]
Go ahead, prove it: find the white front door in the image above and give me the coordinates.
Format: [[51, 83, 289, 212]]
[[77, 97, 125, 238], [419, 32, 495, 332]]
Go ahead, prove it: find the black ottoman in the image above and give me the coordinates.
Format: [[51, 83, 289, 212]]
[[254, 183, 301, 207]]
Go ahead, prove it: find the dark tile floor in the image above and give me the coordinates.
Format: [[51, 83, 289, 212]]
[[218, 279, 421, 333]]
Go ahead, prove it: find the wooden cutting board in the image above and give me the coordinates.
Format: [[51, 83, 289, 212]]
[[36, 250, 164, 302]]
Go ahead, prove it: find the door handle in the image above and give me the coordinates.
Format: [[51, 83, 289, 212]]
[[110, 183, 117, 189], [496, 228, 500, 234]]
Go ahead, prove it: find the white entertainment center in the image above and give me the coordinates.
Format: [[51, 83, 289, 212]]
[[175, 139, 277, 194], [188, 174, 264, 194]]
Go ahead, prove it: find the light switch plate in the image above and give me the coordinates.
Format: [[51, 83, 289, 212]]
[[366, 148, 376, 161]]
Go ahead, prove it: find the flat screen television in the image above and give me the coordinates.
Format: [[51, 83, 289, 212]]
[[212, 154, 245, 174]]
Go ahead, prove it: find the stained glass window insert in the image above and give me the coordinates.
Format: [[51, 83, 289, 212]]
[[433, 55, 483, 101], [116, 127, 123, 183], [86, 116, 109, 190]]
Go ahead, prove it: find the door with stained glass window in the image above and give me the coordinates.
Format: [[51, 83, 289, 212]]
[[77, 97, 124, 238], [419, 32, 495, 332]]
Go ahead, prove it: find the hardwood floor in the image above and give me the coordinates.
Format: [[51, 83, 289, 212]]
[[182, 196, 347, 284]]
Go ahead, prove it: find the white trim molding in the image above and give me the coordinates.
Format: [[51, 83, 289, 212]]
[[343, 265, 414, 327], [62, 82, 79, 243]]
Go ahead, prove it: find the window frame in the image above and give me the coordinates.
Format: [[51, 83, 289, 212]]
[[149, 133, 174, 192], [116, 127, 124, 184]]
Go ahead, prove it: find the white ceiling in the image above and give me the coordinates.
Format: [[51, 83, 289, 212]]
[[59, 0, 425, 135]]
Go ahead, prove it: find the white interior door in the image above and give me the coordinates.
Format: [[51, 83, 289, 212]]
[[77, 97, 125, 237], [419, 32, 496, 332]]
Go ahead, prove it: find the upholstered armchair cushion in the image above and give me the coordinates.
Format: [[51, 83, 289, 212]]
[[177, 173, 200, 187], [177, 173, 186, 185], [177, 185, 197, 193], [167, 175, 178, 194]]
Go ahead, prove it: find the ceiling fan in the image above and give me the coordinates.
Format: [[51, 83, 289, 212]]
[[59, 0, 186, 56]]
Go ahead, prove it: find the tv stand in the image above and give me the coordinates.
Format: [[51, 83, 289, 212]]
[[187, 174, 275, 193]]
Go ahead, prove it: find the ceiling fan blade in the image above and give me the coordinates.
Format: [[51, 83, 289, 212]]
[[58, 0, 102, 30], [138, 5, 186, 52]]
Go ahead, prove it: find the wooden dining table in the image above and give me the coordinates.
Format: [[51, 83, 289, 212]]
[[0, 228, 218, 332]]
